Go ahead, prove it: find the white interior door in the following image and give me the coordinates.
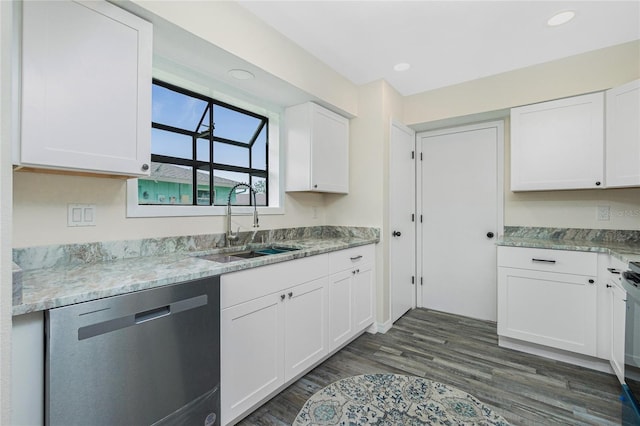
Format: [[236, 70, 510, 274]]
[[418, 121, 503, 322], [390, 120, 416, 323]]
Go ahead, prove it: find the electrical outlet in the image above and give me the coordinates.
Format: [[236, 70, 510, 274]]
[[597, 205, 610, 221], [68, 204, 96, 227]]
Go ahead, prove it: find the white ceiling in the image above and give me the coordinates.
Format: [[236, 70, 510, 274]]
[[238, 1, 640, 96]]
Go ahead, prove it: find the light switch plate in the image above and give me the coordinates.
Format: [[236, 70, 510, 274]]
[[67, 204, 96, 227]]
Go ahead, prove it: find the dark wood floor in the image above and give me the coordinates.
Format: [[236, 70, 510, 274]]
[[237, 308, 623, 425]]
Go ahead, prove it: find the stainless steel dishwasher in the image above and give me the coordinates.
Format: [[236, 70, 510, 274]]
[[46, 276, 220, 426]]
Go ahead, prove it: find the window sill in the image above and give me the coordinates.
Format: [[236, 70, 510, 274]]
[[126, 203, 284, 218], [126, 179, 283, 218]]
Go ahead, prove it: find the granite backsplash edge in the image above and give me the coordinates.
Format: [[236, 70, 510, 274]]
[[13, 226, 380, 272], [504, 226, 640, 245]]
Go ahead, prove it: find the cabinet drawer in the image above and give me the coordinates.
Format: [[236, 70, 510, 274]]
[[329, 244, 374, 275], [221, 254, 328, 308], [497, 246, 597, 276]]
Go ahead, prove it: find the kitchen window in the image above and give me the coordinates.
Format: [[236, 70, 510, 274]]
[[127, 79, 282, 217], [142, 80, 268, 206]]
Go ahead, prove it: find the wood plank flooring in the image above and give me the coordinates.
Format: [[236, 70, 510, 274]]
[[237, 308, 623, 425]]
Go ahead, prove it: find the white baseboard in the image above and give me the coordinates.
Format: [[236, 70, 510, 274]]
[[373, 318, 393, 334], [499, 336, 614, 374]]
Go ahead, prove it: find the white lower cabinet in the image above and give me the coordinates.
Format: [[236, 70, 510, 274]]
[[610, 280, 627, 383], [328, 270, 354, 349], [221, 244, 376, 425], [497, 247, 598, 356], [284, 278, 329, 381], [221, 276, 328, 425], [221, 293, 285, 425], [12, 312, 45, 426], [328, 245, 375, 350]]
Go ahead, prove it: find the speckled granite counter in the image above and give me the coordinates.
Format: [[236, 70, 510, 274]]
[[497, 227, 640, 264], [12, 226, 379, 316]]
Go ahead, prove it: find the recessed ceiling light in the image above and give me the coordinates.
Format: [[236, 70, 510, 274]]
[[547, 10, 576, 27], [228, 69, 255, 80], [393, 63, 411, 72]]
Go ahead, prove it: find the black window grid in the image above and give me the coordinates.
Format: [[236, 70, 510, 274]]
[[149, 79, 269, 206]]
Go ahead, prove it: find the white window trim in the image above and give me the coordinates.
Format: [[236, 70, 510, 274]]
[[127, 70, 285, 218]]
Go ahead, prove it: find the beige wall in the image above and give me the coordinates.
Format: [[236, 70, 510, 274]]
[[130, 0, 358, 117], [407, 40, 640, 231], [325, 80, 404, 325], [12, 172, 327, 247], [405, 40, 640, 125]]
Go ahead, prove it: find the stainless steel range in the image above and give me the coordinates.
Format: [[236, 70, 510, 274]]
[[622, 261, 640, 425]]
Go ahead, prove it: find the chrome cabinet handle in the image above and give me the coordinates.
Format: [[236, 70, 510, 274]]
[[280, 294, 285, 301], [532, 258, 556, 264], [350, 255, 363, 261], [288, 292, 293, 299], [588, 279, 595, 284], [607, 268, 621, 275]]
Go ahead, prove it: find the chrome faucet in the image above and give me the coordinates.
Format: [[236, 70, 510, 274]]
[[226, 183, 259, 245]]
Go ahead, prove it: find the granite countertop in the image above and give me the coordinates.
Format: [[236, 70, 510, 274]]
[[13, 226, 379, 316], [497, 227, 640, 264]]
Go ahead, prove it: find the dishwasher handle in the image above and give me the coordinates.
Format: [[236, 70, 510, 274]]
[[135, 305, 170, 324], [77, 294, 208, 341]]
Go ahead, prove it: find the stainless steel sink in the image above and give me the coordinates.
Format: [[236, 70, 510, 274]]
[[195, 246, 300, 263]]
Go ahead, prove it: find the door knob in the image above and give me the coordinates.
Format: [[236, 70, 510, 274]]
[[486, 232, 495, 239], [392, 231, 402, 237]]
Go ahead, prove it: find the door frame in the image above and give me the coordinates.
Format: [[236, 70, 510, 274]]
[[388, 119, 417, 323], [416, 120, 505, 308]]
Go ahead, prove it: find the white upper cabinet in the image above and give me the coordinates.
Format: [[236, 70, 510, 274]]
[[18, 0, 152, 176], [510, 92, 604, 191], [605, 79, 640, 188], [285, 102, 349, 193]]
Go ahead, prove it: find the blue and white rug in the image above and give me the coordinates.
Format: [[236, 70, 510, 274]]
[[294, 374, 510, 425]]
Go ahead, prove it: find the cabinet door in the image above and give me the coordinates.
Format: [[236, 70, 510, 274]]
[[284, 277, 328, 381], [311, 104, 349, 193], [12, 312, 44, 426], [353, 264, 375, 331], [20, 1, 152, 176], [285, 102, 349, 193], [221, 294, 284, 425], [610, 283, 627, 384], [498, 267, 597, 356], [510, 92, 604, 191], [329, 270, 354, 350], [606, 79, 640, 188]]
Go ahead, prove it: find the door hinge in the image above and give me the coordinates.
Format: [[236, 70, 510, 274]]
[[411, 151, 415, 159], [411, 276, 415, 285], [411, 213, 415, 222]]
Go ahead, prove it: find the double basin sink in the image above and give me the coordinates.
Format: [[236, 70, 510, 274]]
[[195, 245, 300, 264]]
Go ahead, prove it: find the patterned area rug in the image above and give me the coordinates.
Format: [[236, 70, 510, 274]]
[[294, 374, 510, 425]]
